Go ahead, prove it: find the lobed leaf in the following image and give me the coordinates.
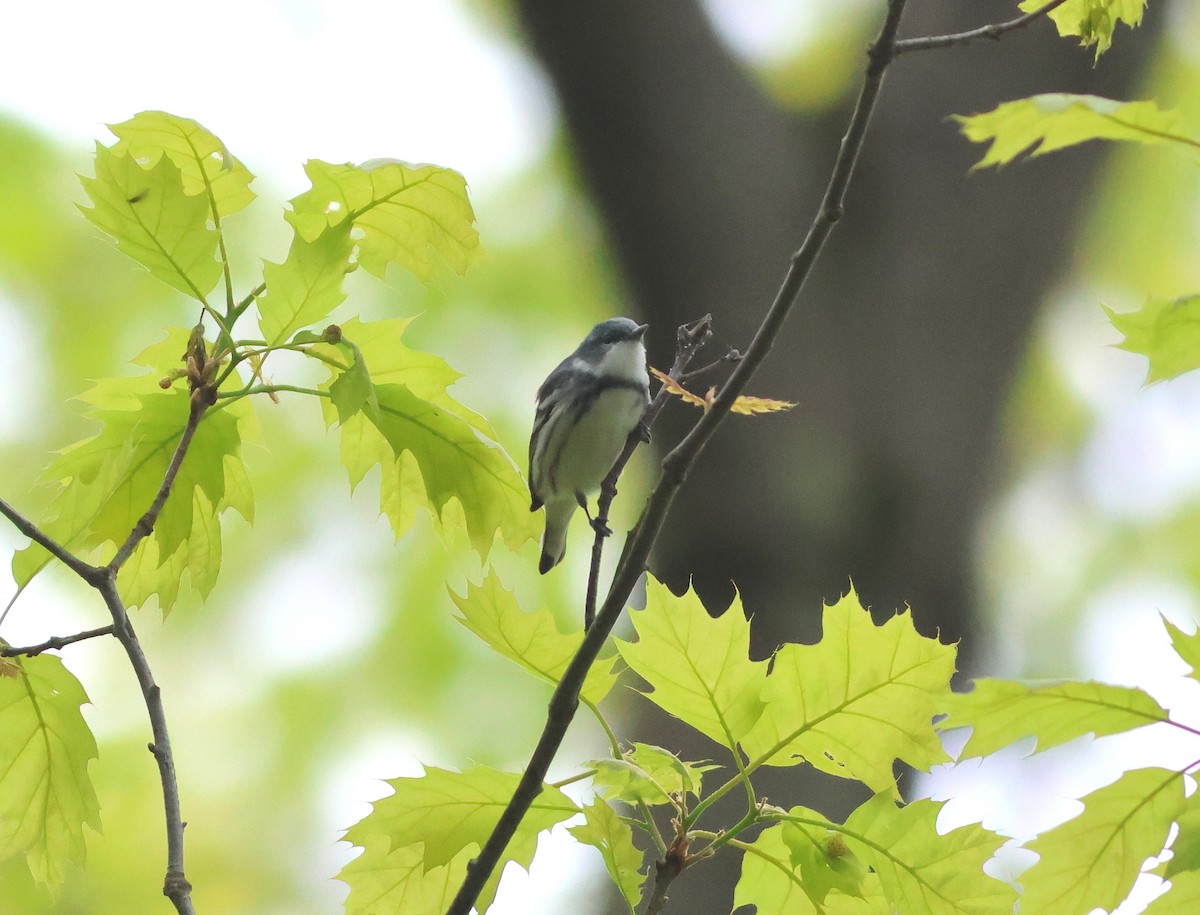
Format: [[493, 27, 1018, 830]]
[[258, 224, 353, 346], [79, 144, 222, 299], [1165, 791, 1200, 878], [339, 838, 468, 915], [1107, 296, 1200, 384], [615, 576, 767, 751], [1145, 871, 1200, 914], [568, 801, 645, 914], [941, 678, 1168, 759], [733, 823, 820, 915], [1019, 0, 1146, 59], [958, 95, 1197, 169], [740, 585, 956, 795], [451, 571, 618, 706], [780, 807, 867, 907], [649, 367, 796, 415], [12, 330, 255, 612], [343, 765, 577, 913], [588, 743, 716, 807], [840, 794, 1015, 914], [0, 655, 100, 889], [1165, 617, 1200, 687], [312, 319, 534, 556], [1020, 767, 1185, 913], [108, 110, 255, 218], [287, 158, 481, 283]]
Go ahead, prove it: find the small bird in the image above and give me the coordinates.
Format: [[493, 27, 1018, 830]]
[[529, 318, 651, 574]]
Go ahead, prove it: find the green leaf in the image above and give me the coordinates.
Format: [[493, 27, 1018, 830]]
[[734, 823, 820, 914], [1145, 871, 1200, 914], [1020, 767, 1185, 913], [840, 794, 1015, 914], [328, 338, 378, 425], [1107, 296, 1200, 383], [316, 320, 535, 556], [1019, 0, 1145, 59], [615, 576, 766, 751], [287, 159, 481, 283], [739, 585, 955, 795], [258, 224, 353, 346], [12, 330, 255, 611], [344, 765, 578, 913], [941, 678, 1168, 759], [0, 655, 100, 889], [957, 95, 1197, 169], [589, 744, 716, 807], [450, 571, 618, 705], [339, 837, 467, 915], [1165, 617, 1200, 686], [780, 807, 867, 907], [568, 800, 645, 914], [108, 110, 255, 218], [79, 143, 221, 300], [1166, 791, 1200, 878]]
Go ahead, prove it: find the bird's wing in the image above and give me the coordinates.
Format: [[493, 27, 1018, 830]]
[[529, 359, 589, 507]]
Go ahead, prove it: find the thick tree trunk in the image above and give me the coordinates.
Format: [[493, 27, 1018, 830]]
[[513, 1, 1156, 911]]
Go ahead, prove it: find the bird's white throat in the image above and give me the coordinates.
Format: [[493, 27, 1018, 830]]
[[596, 339, 648, 383]]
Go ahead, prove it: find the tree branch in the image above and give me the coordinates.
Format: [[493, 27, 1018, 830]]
[[584, 316, 713, 628], [445, 3, 910, 912], [893, 0, 1070, 55], [107, 390, 210, 572], [0, 497, 103, 584], [96, 573, 194, 914], [1, 625, 114, 658]]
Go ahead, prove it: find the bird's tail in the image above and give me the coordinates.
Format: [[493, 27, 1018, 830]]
[[539, 498, 576, 574]]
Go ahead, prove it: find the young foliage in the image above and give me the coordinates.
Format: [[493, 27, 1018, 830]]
[[0, 654, 100, 889], [1019, 0, 1146, 59], [588, 743, 715, 807], [341, 765, 578, 913], [740, 586, 956, 795], [1106, 295, 1200, 383], [258, 224, 354, 346], [957, 95, 1198, 169], [616, 577, 767, 750], [286, 159, 481, 283], [12, 330, 255, 612], [1019, 767, 1185, 913], [450, 571, 619, 705], [1145, 872, 1200, 914], [340, 837, 471, 915], [568, 800, 645, 914]]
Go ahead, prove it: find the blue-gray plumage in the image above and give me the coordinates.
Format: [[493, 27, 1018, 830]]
[[529, 318, 650, 573]]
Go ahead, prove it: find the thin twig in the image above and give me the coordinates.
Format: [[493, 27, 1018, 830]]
[[893, 0, 1070, 55], [0, 498, 103, 584], [444, 3, 910, 912], [95, 574, 194, 914], [2, 625, 115, 658], [584, 316, 713, 628], [679, 349, 741, 382], [107, 392, 210, 572]]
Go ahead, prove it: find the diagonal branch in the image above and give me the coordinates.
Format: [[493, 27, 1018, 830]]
[[893, 0, 1071, 55], [584, 316, 713, 628], [0, 497, 103, 584], [1, 625, 115, 658], [445, 3, 910, 912]]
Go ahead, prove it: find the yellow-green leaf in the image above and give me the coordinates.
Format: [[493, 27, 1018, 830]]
[[1166, 617, 1200, 687], [1107, 296, 1200, 383], [839, 794, 1015, 914], [569, 800, 645, 914], [258, 224, 353, 345], [941, 678, 1168, 759], [0, 655, 100, 889], [108, 110, 255, 218], [79, 144, 221, 300], [733, 823, 820, 915], [958, 95, 1197, 169], [450, 571, 618, 706], [1019, 0, 1146, 58], [588, 744, 716, 807], [340, 838, 468, 915], [1165, 791, 1200, 878], [740, 586, 956, 795], [615, 576, 767, 751], [287, 159, 481, 283], [1020, 768, 1185, 913], [1145, 871, 1200, 914], [780, 807, 867, 907]]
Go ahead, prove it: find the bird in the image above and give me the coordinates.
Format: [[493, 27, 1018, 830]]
[[529, 318, 651, 574]]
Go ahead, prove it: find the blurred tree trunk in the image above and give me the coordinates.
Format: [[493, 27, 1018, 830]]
[[513, 0, 1157, 911]]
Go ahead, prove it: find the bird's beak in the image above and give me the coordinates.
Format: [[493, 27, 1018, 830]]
[[634, 323, 648, 339]]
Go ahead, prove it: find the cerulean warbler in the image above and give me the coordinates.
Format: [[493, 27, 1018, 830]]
[[529, 318, 651, 573]]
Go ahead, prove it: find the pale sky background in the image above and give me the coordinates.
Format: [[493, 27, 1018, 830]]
[[2, 1, 1199, 913]]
